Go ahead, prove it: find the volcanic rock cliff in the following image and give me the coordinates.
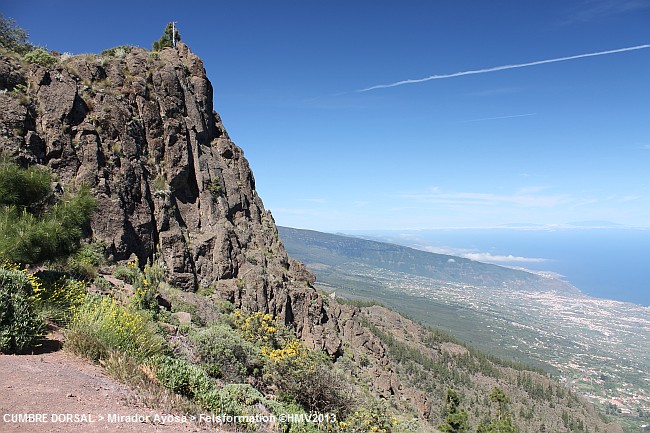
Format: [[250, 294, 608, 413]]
[[2, 43, 284, 290], [0, 43, 401, 398]]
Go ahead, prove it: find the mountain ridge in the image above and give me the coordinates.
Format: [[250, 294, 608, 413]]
[[278, 226, 580, 295]]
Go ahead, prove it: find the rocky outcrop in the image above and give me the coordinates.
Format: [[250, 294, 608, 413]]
[[1, 44, 293, 289], [0, 45, 401, 398]]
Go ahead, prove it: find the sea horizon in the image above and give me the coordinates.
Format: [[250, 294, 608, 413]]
[[343, 227, 650, 307]]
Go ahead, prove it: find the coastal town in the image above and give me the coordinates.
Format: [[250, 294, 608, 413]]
[[335, 263, 650, 429]]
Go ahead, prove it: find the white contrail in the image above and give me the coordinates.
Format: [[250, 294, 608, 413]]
[[356, 44, 650, 92]]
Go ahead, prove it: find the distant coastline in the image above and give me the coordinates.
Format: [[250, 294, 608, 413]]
[[348, 228, 650, 307]]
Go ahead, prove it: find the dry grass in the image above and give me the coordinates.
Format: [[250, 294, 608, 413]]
[[100, 351, 202, 415]]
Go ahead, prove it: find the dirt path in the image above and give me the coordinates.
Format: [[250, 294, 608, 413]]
[[0, 339, 222, 433]]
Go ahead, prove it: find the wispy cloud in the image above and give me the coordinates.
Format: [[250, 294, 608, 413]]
[[401, 188, 571, 208], [463, 252, 547, 264], [417, 245, 547, 263], [460, 113, 537, 123], [618, 195, 642, 203], [356, 44, 650, 92], [564, 0, 650, 23]]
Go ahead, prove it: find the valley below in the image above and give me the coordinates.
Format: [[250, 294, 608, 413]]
[[279, 227, 650, 431]]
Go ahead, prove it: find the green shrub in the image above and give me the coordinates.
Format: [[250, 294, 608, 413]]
[[200, 384, 290, 430], [0, 162, 96, 265], [191, 324, 262, 382], [199, 384, 321, 432], [264, 345, 355, 415], [113, 262, 138, 284], [0, 161, 51, 209], [100, 45, 134, 58], [148, 355, 214, 399], [130, 259, 166, 313], [63, 257, 97, 280], [65, 294, 166, 361], [152, 174, 169, 192], [334, 403, 398, 433], [100, 351, 204, 416], [0, 267, 45, 354], [218, 299, 234, 313], [147, 355, 280, 428], [200, 383, 264, 414], [208, 179, 222, 196], [93, 276, 112, 292], [23, 47, 57, 67], [62, 242, 105, 280], [74, 241, 104, 264]]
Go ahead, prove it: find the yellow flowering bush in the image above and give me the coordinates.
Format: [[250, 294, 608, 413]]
[[113, 257, 139, 283], [233, 309, 311, 368], [32, 276, 87, 324], [261, 340, 305, 360], [229, 309, 355, 416], [332, 406, 398, 433], [65, 294, 166, 361], [130, 258, 166, 312], [113, 257, 166, 312], [0, 265, 45, 353], [233, 310, 282, 346]]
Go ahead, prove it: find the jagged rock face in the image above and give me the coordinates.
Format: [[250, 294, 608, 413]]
[[1, 44, 286, 288], [0, 44, 399, 399]]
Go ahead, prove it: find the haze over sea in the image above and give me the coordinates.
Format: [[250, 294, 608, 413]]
[[353, 228, 650, 307]]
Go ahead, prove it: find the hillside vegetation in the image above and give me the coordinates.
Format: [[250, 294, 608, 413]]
[[279, 227, 649, 433]]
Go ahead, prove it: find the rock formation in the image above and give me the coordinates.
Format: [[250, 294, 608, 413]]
[[0, 44, 401, 398]]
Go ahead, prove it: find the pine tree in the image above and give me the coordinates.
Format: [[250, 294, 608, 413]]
[[0, 13, 33, 54], [476, 387, 518, 433], [489, 387, 509, 420], [152, 22, 181, 51], [0, 160, 96, 264], [439, 389, 470, 433]]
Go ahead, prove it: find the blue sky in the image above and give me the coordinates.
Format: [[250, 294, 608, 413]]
[[5, 1, 650, 231]]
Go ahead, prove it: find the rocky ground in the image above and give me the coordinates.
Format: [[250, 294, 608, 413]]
[[0, 335, 222, 433]]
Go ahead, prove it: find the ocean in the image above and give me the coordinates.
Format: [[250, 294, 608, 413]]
[[355, 228, 650, 307]]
